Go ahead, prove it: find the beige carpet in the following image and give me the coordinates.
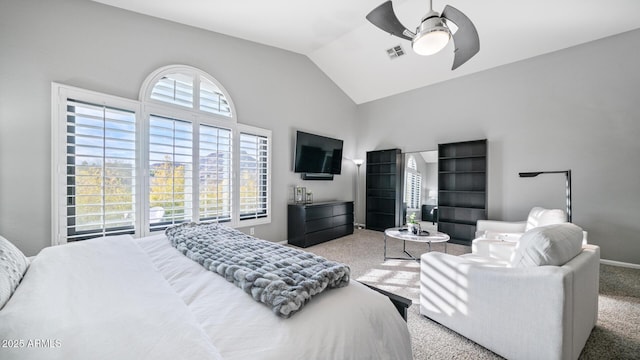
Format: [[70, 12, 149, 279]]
[[304, 228, 640, 360]]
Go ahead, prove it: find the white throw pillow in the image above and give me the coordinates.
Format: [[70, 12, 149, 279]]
[[0, 235, 30, 309], [510, 223, 583, 268], [525, 207, 568, 231]]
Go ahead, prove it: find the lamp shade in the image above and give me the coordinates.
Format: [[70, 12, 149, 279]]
[[519, 172, 543, 178], [413, 30, 450, 55], [412, 17, 451, 56], [353, 159, 364, 166]]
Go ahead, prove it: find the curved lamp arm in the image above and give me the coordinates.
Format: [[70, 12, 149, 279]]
[[518, 170, 572, 222]]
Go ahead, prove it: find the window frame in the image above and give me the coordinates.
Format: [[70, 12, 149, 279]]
[[52, 66, 270, 245], [145, 111, 197, 232], [236, 125, 271, 222], [139, 65, 236, 121], [52, 84, 144, 245], [196, 122, 234, 224]]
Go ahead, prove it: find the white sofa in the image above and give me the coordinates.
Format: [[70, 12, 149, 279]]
[[472, 207, 577, 261], [420, 222, 600, 360]]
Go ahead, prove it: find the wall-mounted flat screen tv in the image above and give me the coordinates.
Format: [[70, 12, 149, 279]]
[[294, 131, 343, 175]]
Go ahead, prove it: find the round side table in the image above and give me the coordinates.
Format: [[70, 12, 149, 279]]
[[384, 227, 450, 261]]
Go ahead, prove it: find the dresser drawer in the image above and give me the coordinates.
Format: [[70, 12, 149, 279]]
[[305, 228, 336, 247], [332, 214, 353, 227], [306, 217, 333, 233], [305, 205, 333, 220], [332, 203, 353, 216]]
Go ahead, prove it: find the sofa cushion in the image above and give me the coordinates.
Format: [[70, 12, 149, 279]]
[[482, 231, 522, 242], [525, 207, 567, 231], [510, 223, 583, 267], [460, 253, 510, 267], [0, 235, 30, 309]]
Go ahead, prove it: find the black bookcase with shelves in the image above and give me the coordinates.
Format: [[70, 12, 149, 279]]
[[438, 140, 487, 245], [366, 149, 402, 231]]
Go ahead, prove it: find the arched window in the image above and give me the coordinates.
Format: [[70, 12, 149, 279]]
[[141, 65, 235, 118], [404, 156, 422, 210], [52, 65, 270, 244]]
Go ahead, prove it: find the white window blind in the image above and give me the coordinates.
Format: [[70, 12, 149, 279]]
[[150, 73, 194, 109], [200, 78, 232, 117], [148, 72, 232, 118], [239, 132, 269, 220], [148, 115, 193, 231], [65, 99, 137, 240], [199, 124, 233, 222], [405, 156, 422, 210]]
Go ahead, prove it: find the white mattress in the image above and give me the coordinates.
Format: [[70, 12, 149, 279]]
[[0, 234, 412, 360]]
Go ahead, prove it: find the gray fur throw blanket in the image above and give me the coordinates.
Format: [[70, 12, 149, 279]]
[[166, 222, 350, 318]]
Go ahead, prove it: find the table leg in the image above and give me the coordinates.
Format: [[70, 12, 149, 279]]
[[402, 240, 414, 259], [383, 230, 421, 262]]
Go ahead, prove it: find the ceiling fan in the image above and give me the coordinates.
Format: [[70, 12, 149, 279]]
[[366, 0, 479, 70]]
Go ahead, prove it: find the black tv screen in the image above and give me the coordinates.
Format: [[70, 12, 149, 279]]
[[294, 131, 343, 174]]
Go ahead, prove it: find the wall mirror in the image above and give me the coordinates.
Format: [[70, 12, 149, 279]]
[[402, 150, 438, 232]]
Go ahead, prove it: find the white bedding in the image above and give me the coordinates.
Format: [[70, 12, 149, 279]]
[[138, 233, 412, 360], [0, 236, 223, 360], [0, 234, 412, 360]]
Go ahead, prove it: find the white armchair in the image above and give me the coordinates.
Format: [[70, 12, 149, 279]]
[[420, 222, 600, 360], [472, 207, 586, 261]]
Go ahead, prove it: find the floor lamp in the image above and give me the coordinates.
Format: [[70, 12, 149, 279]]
[[518, 170, 572, 222], [353, 159, 364, 229]]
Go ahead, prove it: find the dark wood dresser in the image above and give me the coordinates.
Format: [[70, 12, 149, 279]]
[[287, 201, 354, 248]]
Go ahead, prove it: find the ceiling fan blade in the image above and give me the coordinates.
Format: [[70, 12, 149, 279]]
[[366, 1, 413, 41], [442, 5, 479, 70]]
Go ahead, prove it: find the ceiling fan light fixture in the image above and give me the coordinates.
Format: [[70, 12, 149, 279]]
[[366, 1, 478, 69], [412, 17, 450, 56], [412, 28, 450, 56]]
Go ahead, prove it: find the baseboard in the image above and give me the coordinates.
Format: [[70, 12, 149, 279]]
[[601, 259, 640, 269], [277, 240, 288, 245]]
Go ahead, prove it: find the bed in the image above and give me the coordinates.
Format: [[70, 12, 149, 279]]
[[0, 226, 412, 360]]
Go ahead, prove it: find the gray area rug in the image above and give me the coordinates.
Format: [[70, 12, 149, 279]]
[[303, 229, 640, 359]]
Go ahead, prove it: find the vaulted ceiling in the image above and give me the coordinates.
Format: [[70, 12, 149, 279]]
[[92, 0, 640, 104]]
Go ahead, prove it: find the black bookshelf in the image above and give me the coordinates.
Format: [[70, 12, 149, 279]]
[[437, 140, 487, 245], [365, 149, 402, 231]]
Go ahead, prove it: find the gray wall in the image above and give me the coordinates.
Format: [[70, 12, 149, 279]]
[[357, 29, 640, 264], [0, 0, 358, 255]]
